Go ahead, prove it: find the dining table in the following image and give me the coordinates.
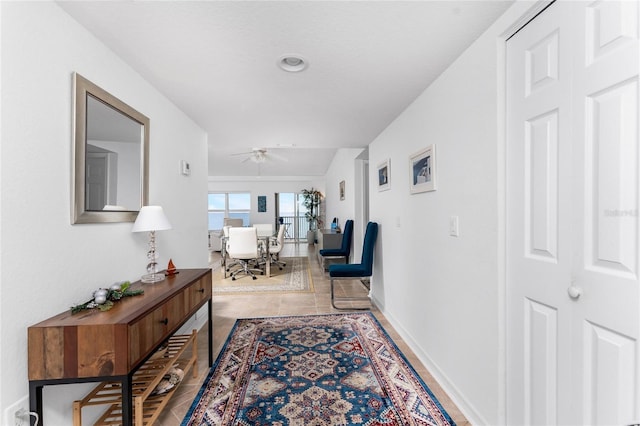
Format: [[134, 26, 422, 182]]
[[256, 228, 274, 278]]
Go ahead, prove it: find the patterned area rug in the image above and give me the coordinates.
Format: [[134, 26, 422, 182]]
[[213, 256, 314, 294], [182, 313, 455, 426]]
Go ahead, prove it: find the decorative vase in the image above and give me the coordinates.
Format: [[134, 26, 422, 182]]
[[307, 230, 316, 245]]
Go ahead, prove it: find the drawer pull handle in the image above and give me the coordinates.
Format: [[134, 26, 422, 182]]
[[197, 288, 205, 293], [160, 318, 168, 325]]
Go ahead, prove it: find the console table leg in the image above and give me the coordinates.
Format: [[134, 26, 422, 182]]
[[29, 383, 42, 426], [121, 376, 133, 425], [208, 299, 213, 366]]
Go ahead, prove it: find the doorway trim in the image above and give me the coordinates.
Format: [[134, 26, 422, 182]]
[[496, 2, 555, 424]]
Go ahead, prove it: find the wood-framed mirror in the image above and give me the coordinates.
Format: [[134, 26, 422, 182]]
[[72, 73, 149, 224]]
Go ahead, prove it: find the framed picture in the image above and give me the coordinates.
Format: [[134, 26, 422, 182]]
[[409, 145, 436, 194], [257, 195, 267, 212], [377, 159, 390, 191], [339, 180, 345, 200]]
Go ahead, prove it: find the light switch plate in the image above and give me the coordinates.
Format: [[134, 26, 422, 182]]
[[449, 216, 459, 237], [180, 160, 191, 176]]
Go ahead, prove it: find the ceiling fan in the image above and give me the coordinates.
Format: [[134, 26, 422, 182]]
[[231, 148, 288, 164]]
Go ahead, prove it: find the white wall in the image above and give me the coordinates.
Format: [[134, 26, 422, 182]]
[[368, 2, 536, 424], [324, 148, 364, 227], [0, 1, 4, 416], [324, 148, 366, 260], [0, 2, 208, 424], [208, 176, 325, 227]]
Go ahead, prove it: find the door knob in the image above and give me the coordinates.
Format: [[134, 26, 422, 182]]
[[567, 285, 582, 299]]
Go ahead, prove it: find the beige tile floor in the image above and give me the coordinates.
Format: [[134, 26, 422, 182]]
[[156, 243, 469, 425]]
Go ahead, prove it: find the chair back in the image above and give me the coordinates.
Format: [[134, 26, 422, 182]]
[[224, 218, 244, 227], [254, 223, 274, 238], [227, 227, 258, 259], [270, 224, 286, 253], [340, 219, 354, 259], [276, 223, 285, 245], [360, 222, 378, 276]]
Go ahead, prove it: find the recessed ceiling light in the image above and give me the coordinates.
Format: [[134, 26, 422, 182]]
[[278, 55, 308, 73]]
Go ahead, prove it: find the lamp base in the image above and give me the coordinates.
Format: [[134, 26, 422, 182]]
[[141, 272, 165, 283]]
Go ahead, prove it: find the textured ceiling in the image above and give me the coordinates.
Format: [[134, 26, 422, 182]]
[[58, 1, 513, 177]]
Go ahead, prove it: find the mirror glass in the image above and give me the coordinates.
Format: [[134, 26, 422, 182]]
[[72, 73, 149, 223]]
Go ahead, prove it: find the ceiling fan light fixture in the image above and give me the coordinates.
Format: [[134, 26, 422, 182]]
[[278, 55, 307, 73], [231, 147, 288, 164]]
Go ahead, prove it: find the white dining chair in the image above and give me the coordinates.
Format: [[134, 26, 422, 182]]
[[254, 223, 274, 238], [226, 227, 263, 280], [268, 224, 287, 270]]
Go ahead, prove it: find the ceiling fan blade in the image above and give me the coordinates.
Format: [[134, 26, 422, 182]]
[[230, 148, 276, 164], [230, 150, 254, 157], [265, 152, 288, 162]]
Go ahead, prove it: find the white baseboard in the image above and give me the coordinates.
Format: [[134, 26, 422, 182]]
[[371, 295, 486, 425]]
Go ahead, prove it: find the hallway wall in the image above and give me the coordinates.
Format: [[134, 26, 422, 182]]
[[1, 3, 208, 423], [323, 148, 366, 259], [368, 2, 538, 424]]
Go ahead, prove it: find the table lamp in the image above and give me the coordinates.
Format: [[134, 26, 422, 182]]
[[132, 205, 172, 283]]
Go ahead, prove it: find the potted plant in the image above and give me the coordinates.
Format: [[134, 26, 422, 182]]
[[301, 188, 323, 243]]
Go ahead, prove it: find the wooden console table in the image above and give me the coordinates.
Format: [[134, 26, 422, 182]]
[[27, 269, 213, 425]]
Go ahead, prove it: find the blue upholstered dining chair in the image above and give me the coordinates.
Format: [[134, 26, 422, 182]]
[[328, 221, 378, 310], [319, 219, 354, 265]]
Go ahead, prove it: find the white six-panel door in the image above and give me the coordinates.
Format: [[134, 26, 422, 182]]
[[507, 1, 639, 424]]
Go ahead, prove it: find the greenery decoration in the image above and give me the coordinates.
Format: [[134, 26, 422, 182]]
[[301, 188, 323, 231], [71, 281, 144, 314]]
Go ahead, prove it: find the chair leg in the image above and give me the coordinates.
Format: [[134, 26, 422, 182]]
[[225, 260, 242, 278], [230, 259, 263, 281], [270, 253, 286, 270], [330, 277, 371, 310]]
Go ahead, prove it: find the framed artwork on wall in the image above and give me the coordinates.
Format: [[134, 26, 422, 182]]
[[377, 159, 390, 191], [257, 195, 267, 212], [409, 145, 436, 194], [339, 180, 345, 200]]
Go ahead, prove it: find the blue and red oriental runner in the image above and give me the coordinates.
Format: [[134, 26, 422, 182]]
[[182, 312, 454, 426]]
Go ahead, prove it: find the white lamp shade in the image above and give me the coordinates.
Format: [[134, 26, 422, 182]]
[[132, 206, 172, 232]]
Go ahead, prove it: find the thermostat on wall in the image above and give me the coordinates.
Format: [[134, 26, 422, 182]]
[[180, 160, 191, 176]]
